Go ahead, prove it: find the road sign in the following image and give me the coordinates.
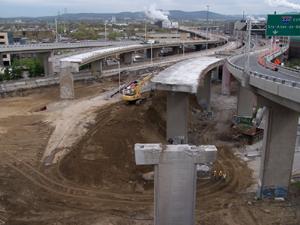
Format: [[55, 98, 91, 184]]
[[267, 14, 300, 36]]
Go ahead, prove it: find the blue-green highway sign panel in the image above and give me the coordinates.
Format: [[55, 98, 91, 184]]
[[267, 14, 300, 36]]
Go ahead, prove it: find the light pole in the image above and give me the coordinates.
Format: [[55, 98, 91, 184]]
[[144, 21, 147, 41], [245, 19, 252, 73], [151, 43, 153, 64], [206, 5, 210, 50], [118, 60, 121, 93], [55, 18, 58, 43], [104, 21, 107, 42]]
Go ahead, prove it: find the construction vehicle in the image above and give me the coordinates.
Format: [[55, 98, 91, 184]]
[[122, 74, 153, 104], [232, 107, 266, 144]]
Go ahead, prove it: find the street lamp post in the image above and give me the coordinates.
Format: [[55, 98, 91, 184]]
[[206, 5, 210, 50], [104, 21, 107, 42], [245, 19, 252, 73], [144, 21, 147, 41], [151, 43, 153, 64], [55, 18, 58, 43], [118, 61, 121, 93]]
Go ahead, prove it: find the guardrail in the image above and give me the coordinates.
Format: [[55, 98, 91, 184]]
[[263, 45, 300, 74], [227, 56, 300, 89]]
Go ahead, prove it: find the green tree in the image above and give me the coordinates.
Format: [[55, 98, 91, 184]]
[[10, 60, 23, 80], [108, 31, 121, 41]]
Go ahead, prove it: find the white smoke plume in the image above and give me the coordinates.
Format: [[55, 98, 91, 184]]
[[266, 0, 300, 10], [246, 15, 266, 22], [145, 4, 170, 22]]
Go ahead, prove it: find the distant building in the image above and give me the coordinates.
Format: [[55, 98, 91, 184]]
[[136, 32, 190, 40], [0, 32, 12, 67], [111, 16, 116, 24], [155, 20, 179, 29], [234, 19, 266, 39], [289, 37, 300, 58]]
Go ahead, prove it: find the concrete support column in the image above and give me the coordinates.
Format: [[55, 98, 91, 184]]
[[120, 52, 133, 65], [59, 62, 75, 99], [135, 144, 217, 225], [195, 45, 203, 51], [145, 49, 151, 59], [211, 67, 219, 81], [197, 72, 212, 111], [40, 52, 54, 76], [172, 46, 181, 55], [91, 60, 103, 77], [237, 85, 257, 117], [296, 117, 300, 151], [221, 65, 231, 95], [258, 97, 299, 198], [167, 92, 189, 144], [0, 54, 3, 67], [153, 48, 161, 58]]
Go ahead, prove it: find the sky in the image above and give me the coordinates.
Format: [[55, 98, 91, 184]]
[[0, 0, 299, 17]]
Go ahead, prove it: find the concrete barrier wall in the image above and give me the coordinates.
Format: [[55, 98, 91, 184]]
[[0, 61, 172, 95], [226, 58, 300, 106]]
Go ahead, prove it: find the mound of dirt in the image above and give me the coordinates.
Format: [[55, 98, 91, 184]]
[[59, 93, 166, 192]]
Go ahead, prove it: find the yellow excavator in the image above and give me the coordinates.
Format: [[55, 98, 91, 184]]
[[122, 74, 153, 104]]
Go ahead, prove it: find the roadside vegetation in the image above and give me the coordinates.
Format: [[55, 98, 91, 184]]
[[0, 58, 44, 82], [285, 58, 300, 70]]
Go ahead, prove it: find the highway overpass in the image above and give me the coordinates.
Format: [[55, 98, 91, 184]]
[[225, 45, 300, 199]]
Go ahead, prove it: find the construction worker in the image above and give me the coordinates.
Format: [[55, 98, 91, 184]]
[[218, 170, 223, 180], [222, 173, 227, 182], [212, 170, 217, 180]]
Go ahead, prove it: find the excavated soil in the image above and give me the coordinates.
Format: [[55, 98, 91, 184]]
[[0, 80, 300, 225], [59, 95, 166, 192]]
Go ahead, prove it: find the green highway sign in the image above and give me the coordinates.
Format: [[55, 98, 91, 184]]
[[267, 14, 300, 36]]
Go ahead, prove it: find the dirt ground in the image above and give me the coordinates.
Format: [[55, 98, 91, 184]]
[[0, 78, 300, 225]]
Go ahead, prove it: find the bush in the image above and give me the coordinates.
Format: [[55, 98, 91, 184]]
[[0, 58, 44, 82]]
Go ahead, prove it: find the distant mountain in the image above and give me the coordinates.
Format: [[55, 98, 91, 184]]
[[0, 10, 243, 22], [169, 10, 240, 20]]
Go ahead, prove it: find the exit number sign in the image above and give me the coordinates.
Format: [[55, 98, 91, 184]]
[[267, 14, 300, 36]]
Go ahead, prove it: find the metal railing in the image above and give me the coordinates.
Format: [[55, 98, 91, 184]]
[[227, 55, 300, 88]]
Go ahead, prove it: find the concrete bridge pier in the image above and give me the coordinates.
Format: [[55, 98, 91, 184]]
[[146, 48, 161, 60], [167, 92, 189, 144], [0, 54, 4, 67], [195, 45, 203, 51], [91, 60, 103, 77], [40, 51, 54, 76], [221, 65, 232, 95], [135, 143, 217, 225], [211, 67, 220, 81], [172, 46, 181, 55], [59, 62, 75, 99], [153, 48, 161, 58], [120, 52, 133, 65], [197, 72, 212, 111], [237, 85, 257, 117], [257, 97, 299, 199]]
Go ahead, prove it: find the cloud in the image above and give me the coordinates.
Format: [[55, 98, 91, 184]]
[[266, 0, 300, 10], [0, 0, 297, 17]]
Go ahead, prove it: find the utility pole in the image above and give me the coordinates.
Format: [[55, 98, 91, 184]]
[[144, 21, 147, 41], [63, 8, 67, 34], [55, 17, 58, 42], [206, 5, 210, 50], [150, 42, 153, 64], [56, 11, 60, 42], [245, 19, 252, 73], [104, 21, 107, 41]]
